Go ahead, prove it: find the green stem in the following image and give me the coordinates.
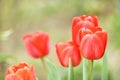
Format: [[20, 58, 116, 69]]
[[83, 58, 88, 80], [102, 53, 108, 80], [41, 58, 49, 80], [83, 59, 94, 80], [89, 60, 93, 80], [68, 58, 74, 80]]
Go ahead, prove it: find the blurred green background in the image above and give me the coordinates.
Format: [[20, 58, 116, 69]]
[[0, 0, 120, 80]]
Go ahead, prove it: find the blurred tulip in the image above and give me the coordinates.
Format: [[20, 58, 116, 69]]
[[5, 63, 36, 80], [23, 31, 50, 58], [56, 41, 81, 67]]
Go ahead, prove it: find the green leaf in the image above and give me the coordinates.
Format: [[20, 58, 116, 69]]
[[45, 58, 60, 80]]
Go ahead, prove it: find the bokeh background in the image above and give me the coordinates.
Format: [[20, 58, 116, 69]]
[[0, 0, 120, 80]]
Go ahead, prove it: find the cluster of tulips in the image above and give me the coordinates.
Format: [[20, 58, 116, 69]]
[[5, 15, 107, 80]]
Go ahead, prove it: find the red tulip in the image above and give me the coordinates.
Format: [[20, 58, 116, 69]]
[[5, 63, 36, 80], [72, 21, 96, 46], [72, 15, 98, 29], [72, 15, 107, 60], [56, 41, 81, 67], [72, 15, 98, 46], [23, 31, 50, 58], [80, 29, 107, 60]]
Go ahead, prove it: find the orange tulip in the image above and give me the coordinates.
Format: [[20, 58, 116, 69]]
[[5, 63, 36, 80]]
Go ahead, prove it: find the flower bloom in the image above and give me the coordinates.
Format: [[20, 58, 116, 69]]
[[80, 27, 107, 60], [72, 15, 98, 29], [72, 15, 98, 46], [56, 41, 81, 67], [72, 15, 108, 60], [23, 31, 50, 58], [5, 63, 36, 80]]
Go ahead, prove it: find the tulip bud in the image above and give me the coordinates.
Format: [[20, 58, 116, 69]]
[[56, 41, 81, 67], [23, 31, 50, 58]]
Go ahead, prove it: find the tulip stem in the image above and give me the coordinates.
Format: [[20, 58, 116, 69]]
[[83, 58, 88, 80], [83, 59, 93, 80], [41, 58, 49, 80], [89, 60, 93, 80], [68, 58, 74, 80]]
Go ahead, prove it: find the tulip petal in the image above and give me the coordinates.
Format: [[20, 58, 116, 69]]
[[5, 74, 23, 80], [80, 28, 93, 38], [56, 42, 71, 66], [72, 21, 95, 46], [72, 16, 82, 29], [31, 32, 49, 54], [80, 34, 104, 60], [95, 30, 107, 51], [24, 38, 43, 58], [60, 46, 81, 67], [60, 46, 73, 67], [23, 31, 50, 58], [56, 42, 69, 56], [84, 15, 98, 26], [56, 42, 81, 67], [5, 63, 36, 80], [16, 67, 35, 80]]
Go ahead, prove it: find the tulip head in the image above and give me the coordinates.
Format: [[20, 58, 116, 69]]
[[56, 41, 81, 67], [80, 29, 107, 60], [5, 63, 36, 80], [23, 31, 50, 58]]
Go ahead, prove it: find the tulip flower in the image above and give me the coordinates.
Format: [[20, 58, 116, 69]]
[[72, 15, 98, 29], [56, 41, 81, 67], [23, 31, 50, 58], [80, 29, 107, 60], [72, 15, 98, 46], [71, 15, 108, 80], [72, 15, 107, 60], [5, 62, 36, 80]]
